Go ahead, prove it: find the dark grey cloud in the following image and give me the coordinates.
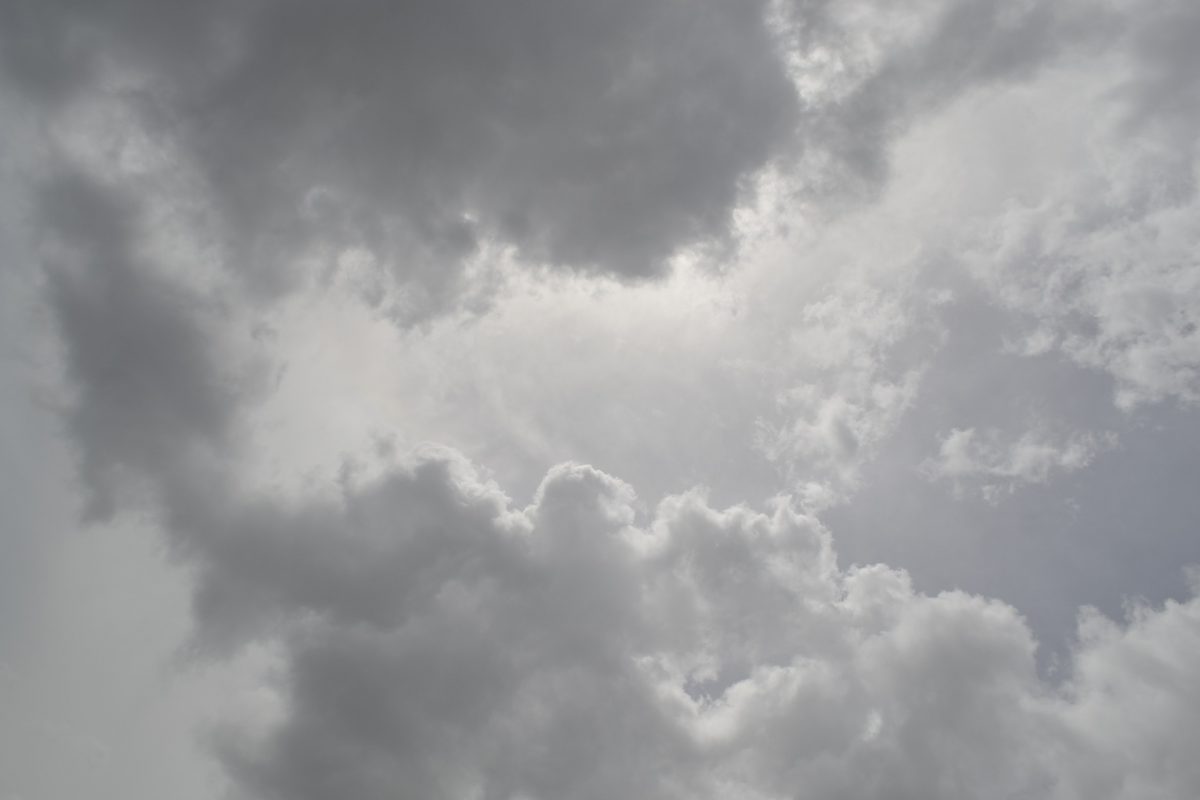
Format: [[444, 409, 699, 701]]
[[4, 0, 800, 319], [36, 170, 247, 519], [1120, 0, 1200, 154]]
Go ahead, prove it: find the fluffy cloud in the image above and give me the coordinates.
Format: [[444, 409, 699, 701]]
[[11, 1, 1200, 798], [169, 449, 1200, 800]]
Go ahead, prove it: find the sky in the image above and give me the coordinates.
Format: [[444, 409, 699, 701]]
[[2, 1, 1200, 798]]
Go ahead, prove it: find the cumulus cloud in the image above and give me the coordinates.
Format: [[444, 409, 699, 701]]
[[33, 178, 1200, 798], [164, 450, 1200, 800], [11, 0, 1200, 798]]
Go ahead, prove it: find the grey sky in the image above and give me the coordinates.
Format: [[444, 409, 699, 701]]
[[3, 1, 1200, 798]]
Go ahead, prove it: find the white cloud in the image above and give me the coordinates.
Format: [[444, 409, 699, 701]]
[[954, 2, 1200, 410], [923, 427, 1116, 501], [754, 283, 933, 499]]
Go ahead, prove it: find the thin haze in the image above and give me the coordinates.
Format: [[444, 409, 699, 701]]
[[2, 1, 1200, 798]]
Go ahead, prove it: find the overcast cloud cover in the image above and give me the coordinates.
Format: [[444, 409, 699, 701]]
[[3, 1, 1200, 798]]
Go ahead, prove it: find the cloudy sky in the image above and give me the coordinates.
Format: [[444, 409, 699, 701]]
[[3, 1, 1200, 798]]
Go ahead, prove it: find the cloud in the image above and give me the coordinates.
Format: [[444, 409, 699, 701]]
[[35, 170, 251, 519], [980, 194, 1200, 410], [772, 0, 1109, 203], [960, 1, 1200, 410], [14, 2, 1200, 797], [754, 281, 939, 499], [32, 215, 1200, 796], [3, 0, 801, 320], [161, 448, 1200, 800], [3, 0, 1122, 327], [923, 427, 1116, 502]]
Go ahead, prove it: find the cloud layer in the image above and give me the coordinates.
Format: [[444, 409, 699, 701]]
[[6, 0, 1200, 798]]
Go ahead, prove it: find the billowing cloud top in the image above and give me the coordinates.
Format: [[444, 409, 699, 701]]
[[3, 1, 1200, 799]]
